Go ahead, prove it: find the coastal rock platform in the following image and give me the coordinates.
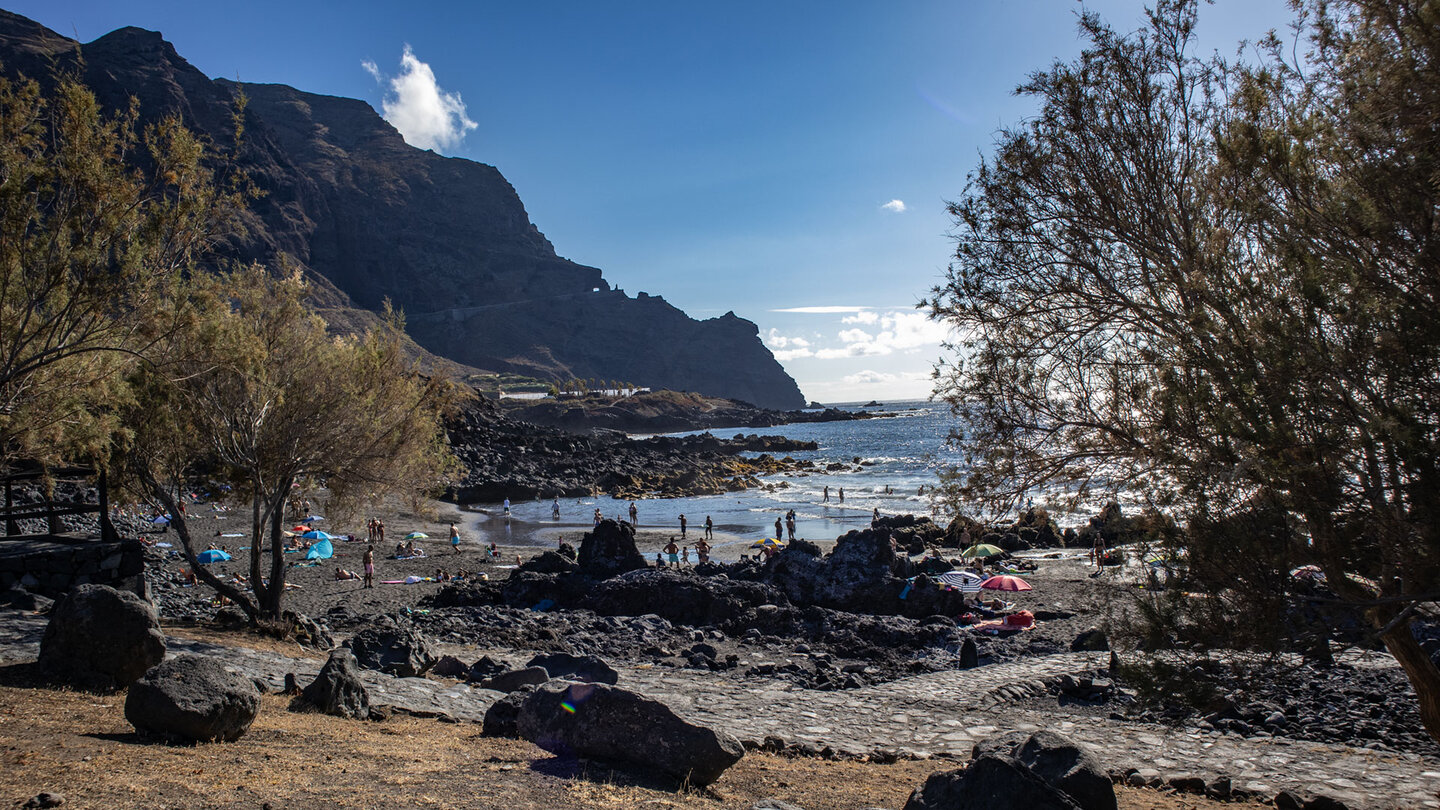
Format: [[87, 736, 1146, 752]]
[[1, 608, 1435, 809]]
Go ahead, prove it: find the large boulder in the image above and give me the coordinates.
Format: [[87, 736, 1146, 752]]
[[348, 625, 436, 677], [576, 519, 648, 579], [517, 680, 743, 786], [905, 756, 1080, 810], [39, 584, 166, 690], [124, 654, 260, 742], [765, 529, 905, 614], [582, 568, 785, 626], [482, 684, 535, 737], [910, 731, 1114, 810], [299, 649, 371, 719], [526, 652, 619, 685], [480, 666, 550, 693]]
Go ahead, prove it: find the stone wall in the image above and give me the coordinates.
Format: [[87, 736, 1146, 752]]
[[0, 536, 146, 597]]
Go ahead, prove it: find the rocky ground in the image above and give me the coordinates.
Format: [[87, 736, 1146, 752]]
[[446, 392, 828, 502], [496, 388, 892, 435]]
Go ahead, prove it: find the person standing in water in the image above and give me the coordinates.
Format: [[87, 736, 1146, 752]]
[[774, 516, 783, 539], [838, 487, 845, 503], [628, 501, 638, 525], [823, 486, 829, 502], [704, 515, 713, 540], [679, 514, 688, 538], [502, 497, 511, 518], [552, 496, 561, 519]]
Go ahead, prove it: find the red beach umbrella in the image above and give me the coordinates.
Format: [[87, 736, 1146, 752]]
[[980, 575, 1032, 592]]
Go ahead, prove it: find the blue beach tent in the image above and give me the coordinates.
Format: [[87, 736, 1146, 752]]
[[305, 539, 334, 560], [195, 549, 231, 564]]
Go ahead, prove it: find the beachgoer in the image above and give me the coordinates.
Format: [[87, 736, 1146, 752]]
[[488, 542, 499, 560], [823, 485, 829, 502], [376, 519, 385, 544], [363, 545, 375, 588], [682, 546, 690, 565], [552, 496, 561, 518], [334, 568, 360, 581], [449, 522, 461, 554], [872, 507, 880, 526], [838, 487, 845, 503], [695, 538, 711, 564], [785, 511, 796, 540], [679, 514, 687, 538], [704, 515, 713, 540], [593, 508, 603, 526], [655, 552, 664, 568], [628, 501, 638, 525], [918, 484, 925, 495], [774, 516, 783, 539], [664, 538, 680, 568], [502, 497, 511, 517]]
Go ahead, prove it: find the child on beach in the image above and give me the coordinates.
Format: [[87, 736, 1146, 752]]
[[449, 522, 461, 554], [363, 545, 375, 588]]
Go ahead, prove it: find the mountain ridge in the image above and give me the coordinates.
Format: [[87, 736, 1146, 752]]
[[0, 10, 806, 409]]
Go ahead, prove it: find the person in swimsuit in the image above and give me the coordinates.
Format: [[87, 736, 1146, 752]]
[[663, 538, 680, 568], [704, 515, 713, 540], [449, 522, 461, 554], [363, 545, 375, 589]]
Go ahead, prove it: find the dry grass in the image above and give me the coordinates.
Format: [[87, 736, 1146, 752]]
[[0, 667, 1256, 809]]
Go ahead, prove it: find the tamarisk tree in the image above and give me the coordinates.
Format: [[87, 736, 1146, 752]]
[[121, 267, 455, 626], [925, 1, 1440, 740]]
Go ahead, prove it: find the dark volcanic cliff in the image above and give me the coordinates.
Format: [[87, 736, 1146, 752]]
[[0, 10, 806, 409]]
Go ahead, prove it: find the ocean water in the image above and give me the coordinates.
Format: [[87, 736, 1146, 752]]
[[474, 399, 965, 560]]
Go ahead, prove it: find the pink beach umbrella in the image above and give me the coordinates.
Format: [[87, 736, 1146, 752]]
[[980, 574, 1032, 592]]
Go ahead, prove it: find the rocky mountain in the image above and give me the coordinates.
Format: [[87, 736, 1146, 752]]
[[0, 10, 806, 409]]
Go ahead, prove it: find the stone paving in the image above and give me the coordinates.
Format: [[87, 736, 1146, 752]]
[[2, 608, 1438, 809]]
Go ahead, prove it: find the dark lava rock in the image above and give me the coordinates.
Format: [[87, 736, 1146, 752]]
[[480, 666, 550, 693], [904, 757, 1080, 810], [348, 625, 436, 677], [298, 649, 371, 720], [125, 654, 260, 742], [526, 652, 619, 684], [481, 684, 535, 737], [583, 568, 785, 626], [517, 680, 744, 786], [960, 638, 979, 669], [39, 584, 166, 691], [431, 655, 470, 678], [517, 550, 581, 575], [1, 586, 53, 612], [1013, 731, 1115, 810], [1070, 628, 1110, 652], [577, 519, 649, 579], [19, 792, 65, 809]]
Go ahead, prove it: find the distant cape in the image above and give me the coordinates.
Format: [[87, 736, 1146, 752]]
[[0, 10, 806, 409]]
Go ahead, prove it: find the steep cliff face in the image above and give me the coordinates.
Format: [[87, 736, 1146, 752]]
[[0, 11, 806, 409]]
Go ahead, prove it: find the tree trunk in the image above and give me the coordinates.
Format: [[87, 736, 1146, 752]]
[[261, 481, 292, 621], [144, 478, 257, 621], [1378, 616, 1440, 744], [249, 493, 268, 610]]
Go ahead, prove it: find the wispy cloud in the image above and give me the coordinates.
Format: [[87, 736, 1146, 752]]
[[771, 306, 872, 314], [841, 310, 879, 326], [881, 199, 907, 213], [363, 45, 478, 152]]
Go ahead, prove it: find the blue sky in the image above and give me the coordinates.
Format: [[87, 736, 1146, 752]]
[[10, 1, 1295, 403]]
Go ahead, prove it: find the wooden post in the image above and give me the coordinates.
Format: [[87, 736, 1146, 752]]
[[4, 478, 13, 536], [98, 467, 118, 543]]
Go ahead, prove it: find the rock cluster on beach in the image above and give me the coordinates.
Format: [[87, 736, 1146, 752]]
[[444, 394, 820, 501]]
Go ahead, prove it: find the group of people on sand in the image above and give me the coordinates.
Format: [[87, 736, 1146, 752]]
[[366, 518, 386, 544], [659, 536, 710, 567]]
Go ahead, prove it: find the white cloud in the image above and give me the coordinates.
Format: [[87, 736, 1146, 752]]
[[771, 305, 873, 314], [364, 45, 478, 152], [764, 329, 811, 350], [881, 199, 907, 213], [844, 370, 899, 385], [842, 310, 879, 326], [812, 310, 951, 359], [773, 348, 814, 361]]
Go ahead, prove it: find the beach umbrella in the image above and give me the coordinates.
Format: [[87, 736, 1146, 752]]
[[960, 543, 1006, 558], [937, 570, 985, 593], [301, 530, 335, 541], [195, 549, 231, 564], [301, 515, 325, 523], [405, 531, 429, 540], [980, 574, 1032, 592], [749, 537, 784, 549]]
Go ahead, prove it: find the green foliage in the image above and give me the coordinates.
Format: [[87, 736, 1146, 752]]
[[0, 72, 246, 469], [926, 0, 1440, 738], [118, 266, 458, 622]]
